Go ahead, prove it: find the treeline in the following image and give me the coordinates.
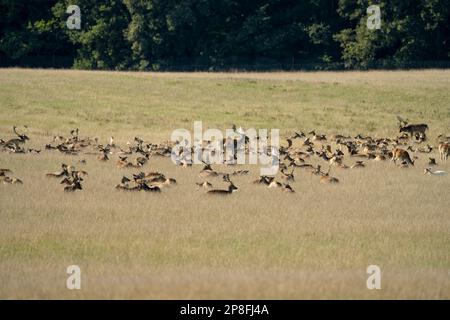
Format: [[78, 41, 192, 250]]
[[1, 0, 450, 70]]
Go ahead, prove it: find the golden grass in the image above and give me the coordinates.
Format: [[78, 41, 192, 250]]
[[1, 68, 449, 139], [0, 68, 449, 299]]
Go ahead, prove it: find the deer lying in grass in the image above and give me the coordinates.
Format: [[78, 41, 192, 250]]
[[149, 177, 177, 188], [253, 176, 270, 185], [207, 174, 238, 195], [319, 167, 339, 184], [46, 163, 70, 178], [64, 180, 82, 192], [280, 168, 295, 181], [116, 172, 169, 192], [267, 177, 283, 188], [350, 161, 365, 169], [97, 145, 110, 161], [0, 168, 12, 175], [196, 181, 213, 189], [282, 183, 295, 193], [138, 182, 161, 192], [423, 168, 447, 176], [4, 126, 29, 148], [0, 169, 23, 184], [116, 155, 148, 168], [63, 174, 83, 192], [198, 163, 219, 179]]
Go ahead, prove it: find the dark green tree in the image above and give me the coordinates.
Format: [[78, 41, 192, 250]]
[[52, 0, 132, 70], [335, 0, 450, 68], [1, 0, 449, 70]]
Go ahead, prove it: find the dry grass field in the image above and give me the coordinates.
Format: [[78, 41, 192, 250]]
[[0, 68, 449, 299]]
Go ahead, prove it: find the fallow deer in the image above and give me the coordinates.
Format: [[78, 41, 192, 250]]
[[391, 148, 414, 166], [438, 143, 449, 162]]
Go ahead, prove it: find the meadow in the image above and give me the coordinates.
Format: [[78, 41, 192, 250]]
[[0, 68, 449, 299]]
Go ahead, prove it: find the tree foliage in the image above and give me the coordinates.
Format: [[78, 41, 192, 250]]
[[1, 0, 449, 69]]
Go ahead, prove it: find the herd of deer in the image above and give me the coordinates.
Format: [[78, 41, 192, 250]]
[[0, 119, 449, 194]]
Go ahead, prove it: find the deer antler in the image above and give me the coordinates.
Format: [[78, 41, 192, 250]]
[[13, 126, 20, 136]]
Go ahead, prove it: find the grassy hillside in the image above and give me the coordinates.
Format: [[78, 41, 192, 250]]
[[1, 69, 449, 140], [0, 69, 449, 299]]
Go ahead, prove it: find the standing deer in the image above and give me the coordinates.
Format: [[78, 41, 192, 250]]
[[399, 123, 429, 140], [391, 148, 414, 166], [438, 143, 449, 162]]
